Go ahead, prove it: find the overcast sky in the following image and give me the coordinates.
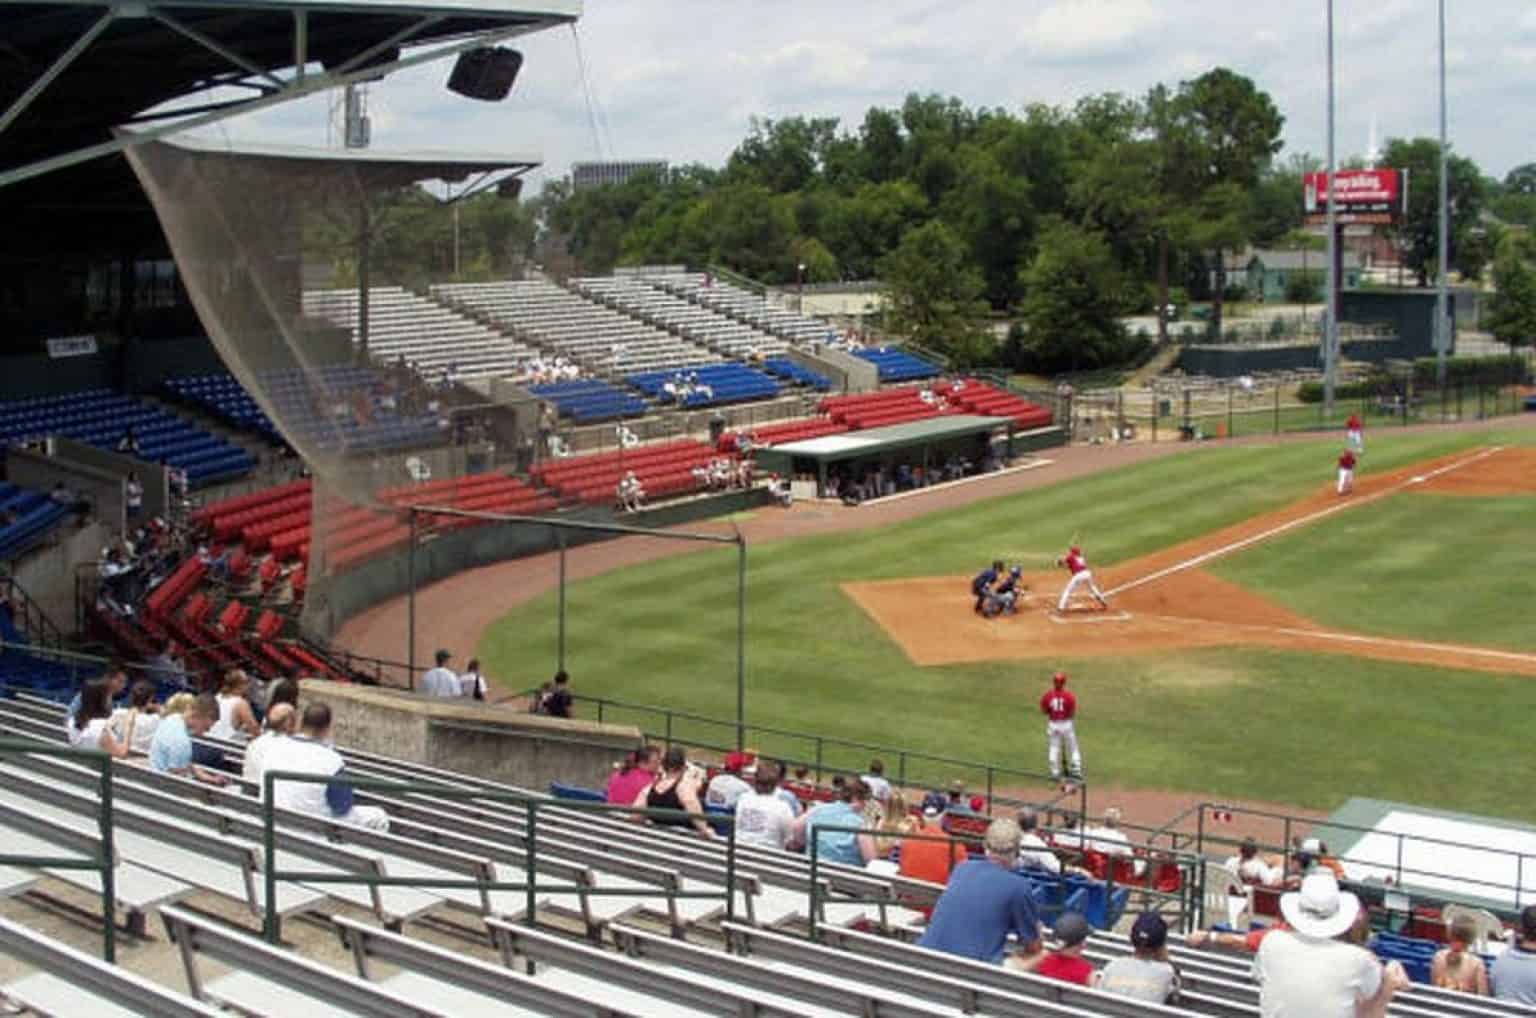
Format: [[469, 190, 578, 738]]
[[235, 0, 1536, 188]]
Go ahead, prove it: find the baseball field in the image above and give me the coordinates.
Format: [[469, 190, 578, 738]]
[[477, 423, 1536, 823]]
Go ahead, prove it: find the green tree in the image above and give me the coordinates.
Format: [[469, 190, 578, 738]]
[[1016, 220, 1131, 372], [1485, 235, 1536, 356], [1382, 137, 1485, 286], [1176, 68, 1285, 333], [878, 221, 991, 365]]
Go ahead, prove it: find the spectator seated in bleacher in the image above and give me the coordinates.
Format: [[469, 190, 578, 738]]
[[1018, 910, 1096, 985], [108, 680, 162, 755], [606, 745, 660, 806], [146, 640, 190, 690], [703, 751, 754, 811], [148, 693, 227, 786], [732, 762, 797, 851], [616, 424, 639, 449], [616, 471, 646, 513], [917, 817, 1041, 966], [632, 745, 713, 839], [860, 758, 891, 804], [266, 701, 389, 831], [1015, 807, 1062, 875], [116, 425, 142, 457], [1077, 806, 1143, 876], [67, 677, 132, 758], [243, 702, 297, 793], [792, 776, 876, 867], [868, 790, 918, 867], [900, 799, 968, 891], [65, 660, 125, 741], [1094, 911, 1181, 1003], [197, 542, 230, 581], [1431, 916, 1490, 995], [208, 669, 260, 742], [1295, 836, 1348, 883], [125, 471, 144, 519], [1492, 905, 1536, 1003], [1226, 836, 1284, 887], [1253, 871, 1409, 1018]]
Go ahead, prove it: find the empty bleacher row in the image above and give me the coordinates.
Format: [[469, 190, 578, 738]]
[[574, 275, 791, 361], [0, 482, 75, 560], [529, 378, 649, 423], [646, 271, 835, 346], [854, 346, 943, 383], [433, 278, 718, 376], [303, 286, 542, 384], [533, 439, 731, 505], [0, 695, 1518, 1018], [0, 389, 253, 486]]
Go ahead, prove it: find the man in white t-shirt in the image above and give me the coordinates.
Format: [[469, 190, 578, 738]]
[[1226, 837, 1283, 887], [704, 753, 753, 811], [263, 702, 389, 831], [860, 759, 892, 804], [1253, 871, 1407, 1018], [420, 649, 460, 697], [243, 703, 296, 792], [733, 764, 795, 850], [1015, 807, 1062, 875]]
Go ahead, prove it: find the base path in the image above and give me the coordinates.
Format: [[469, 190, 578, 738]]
[[843, 446, 1536, 675]]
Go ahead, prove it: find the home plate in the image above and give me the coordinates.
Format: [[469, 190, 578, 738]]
[[1049, 610, 1134, 624], [1410, 476, 1426, 484]]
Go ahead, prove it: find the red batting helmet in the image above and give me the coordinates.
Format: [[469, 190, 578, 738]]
[[1053, 672, 1068, 688], [1069, 546, 1081, 556]]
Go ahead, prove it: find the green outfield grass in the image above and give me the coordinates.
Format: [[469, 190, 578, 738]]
[[480, 424, 1536, 819]]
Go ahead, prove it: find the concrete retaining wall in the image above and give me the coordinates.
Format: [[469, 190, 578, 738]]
[[310, 679, 642, 791]]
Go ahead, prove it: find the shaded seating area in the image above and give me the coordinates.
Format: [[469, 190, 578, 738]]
[[164, 373, 282, 444], [0, 389, 253, 486], [762, 357, 831, 390], [0, 483, 73, 560], [529, 378, 648, 423]]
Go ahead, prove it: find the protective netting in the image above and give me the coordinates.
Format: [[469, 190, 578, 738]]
[[122, 137, 545, 639]]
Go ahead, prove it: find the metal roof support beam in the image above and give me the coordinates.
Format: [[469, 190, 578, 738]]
[[0, 19, 542, 190], [332, 15, 442, 76], [293, 11, 308, 82], [0, 7, 116, 137], [150, 10, 286, 89]]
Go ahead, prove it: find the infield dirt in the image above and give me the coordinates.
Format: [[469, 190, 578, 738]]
[[843, 446, 1536, 676]]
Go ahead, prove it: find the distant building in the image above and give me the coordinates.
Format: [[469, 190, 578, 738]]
[[1210, 248, 1363, 302], [570, 160, 668, 191]]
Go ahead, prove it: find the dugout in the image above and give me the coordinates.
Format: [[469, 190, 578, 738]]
[[754, 414, 1016, 500]]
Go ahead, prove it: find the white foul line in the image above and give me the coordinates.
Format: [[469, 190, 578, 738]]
[[1048, 611, 1134, 625], [1105, 446, 1506, 598], [1136, 612, 1536, 668]]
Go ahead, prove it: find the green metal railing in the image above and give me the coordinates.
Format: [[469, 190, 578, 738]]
[[259, 770, 738, 944], [0, 738, 116, 961], [521, 689, 1088, 821]]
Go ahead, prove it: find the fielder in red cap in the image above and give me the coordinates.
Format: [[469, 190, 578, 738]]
[[1040, 672, 1082, 782]]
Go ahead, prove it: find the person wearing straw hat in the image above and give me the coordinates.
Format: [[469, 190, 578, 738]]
[[1252, 871, 1409, 1017]]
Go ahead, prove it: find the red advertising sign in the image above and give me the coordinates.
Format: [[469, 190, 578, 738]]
[[1303, 168, 1405, 225]]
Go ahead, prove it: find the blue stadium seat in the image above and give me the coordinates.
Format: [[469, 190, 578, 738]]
[[625, 364, 780, 408], [548, 781, 607, 803], [762, 358, 831, 391], [852, 347, 941, 382], [529, 379, 648, 423]]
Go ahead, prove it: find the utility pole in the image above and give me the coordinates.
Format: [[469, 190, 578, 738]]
[[1435, 0, 1451, 384], [1323, 0, 1339, 414]]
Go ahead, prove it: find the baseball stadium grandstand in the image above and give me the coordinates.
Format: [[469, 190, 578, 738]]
[[3, 0, 1536, 1014]]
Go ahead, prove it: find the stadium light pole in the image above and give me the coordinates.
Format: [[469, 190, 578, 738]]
[[1323, 0, 1339, 415], [1435, 0, 1450, 384]]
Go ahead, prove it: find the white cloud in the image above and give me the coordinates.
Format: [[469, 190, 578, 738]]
[[227, 0, 1534, 186]]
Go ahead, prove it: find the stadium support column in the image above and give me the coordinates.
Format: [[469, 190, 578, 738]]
[[1435, 0, 1450, 384], [407, 508, 416, 688], [557, 528, 567, 673], [1323, 0, 1340, 415], [736, 535, 747, 753]]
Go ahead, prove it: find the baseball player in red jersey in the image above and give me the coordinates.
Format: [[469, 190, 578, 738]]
[[1055, 544, 1109, 613], [1040, 671, 1083, 782], [1345, 412, 1364, 454], [1337, 448, 1357, 495]]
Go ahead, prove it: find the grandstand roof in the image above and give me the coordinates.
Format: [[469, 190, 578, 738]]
[[156, 132, 541, 184], [764, 414, 1013, 465], [0, 0, 579, 188]]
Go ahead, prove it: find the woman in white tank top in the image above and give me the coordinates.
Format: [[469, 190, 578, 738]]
[[207, 669, 260, 742]]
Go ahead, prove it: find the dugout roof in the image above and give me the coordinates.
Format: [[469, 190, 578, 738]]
[[762, 414, 1014, 467]]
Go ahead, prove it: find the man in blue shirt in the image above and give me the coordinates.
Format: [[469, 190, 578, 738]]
[[918, 818, 1043, 965], [148, 694, 227, 786], [1494, 906, 1536, 1003], [794, 778, 874, 867]]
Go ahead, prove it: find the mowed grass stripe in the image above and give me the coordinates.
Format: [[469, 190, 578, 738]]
[[479, 425, 1536, 817]]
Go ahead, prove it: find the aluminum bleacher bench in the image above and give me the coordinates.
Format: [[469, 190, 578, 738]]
[[160, 906, 461, 1018], [483, 917, 818, 1018], [0, 915, 225, 1018], [0, 864, 38, 901], [334, 915, 667, 1018]]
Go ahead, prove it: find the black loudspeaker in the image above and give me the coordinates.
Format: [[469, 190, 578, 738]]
[[447, 47, 523, 101], [496, 177, 524, 201]]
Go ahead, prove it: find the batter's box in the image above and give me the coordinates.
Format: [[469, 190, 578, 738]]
[[1048, 610, 1134, 625]]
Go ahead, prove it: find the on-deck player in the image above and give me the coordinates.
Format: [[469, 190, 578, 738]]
[[1337, 448, 1357, 496], [1345, 412, 1364, 454], [1055, 544, 1109, 613], [971, 559, 1004, 614], [1040, 671, 1082, 782]]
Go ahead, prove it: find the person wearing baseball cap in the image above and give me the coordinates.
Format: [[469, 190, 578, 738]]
[[1094, 911, 1179, 1003], [1253, 871, 1409, 1016], [420, 649, 460, 698]]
